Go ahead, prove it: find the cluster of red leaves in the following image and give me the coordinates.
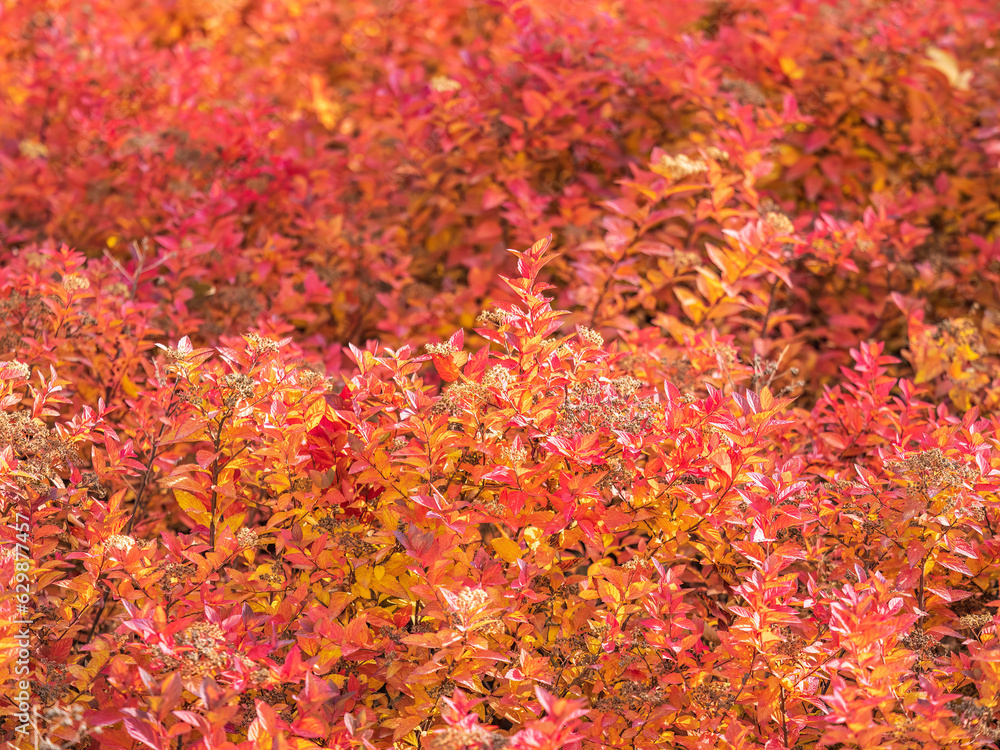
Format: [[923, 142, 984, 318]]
[[1, 0, 1000, 749]]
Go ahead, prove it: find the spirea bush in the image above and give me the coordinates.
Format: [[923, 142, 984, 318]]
[[1, 1, 1000, 749]]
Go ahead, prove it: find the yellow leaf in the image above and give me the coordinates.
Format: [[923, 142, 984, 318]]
[[491, 537, 522, 563], [924, 555, 936, 576], [777, 144, 802, 167], [355, 565, 372, 589], [523, 527, 542, 547], [121, 374, 139, 398], [779, 57, 805, 81], [596, 578, 622, 604], [949, 384, 973, 412], [694, 267, 725, 305], [674, 286, 706, 325], [175, 490, 209, 523], [922, 47, 973, 91], [6, 85, 28, 105], [310, 74, 342, 130], [706, 243, 741, 285]]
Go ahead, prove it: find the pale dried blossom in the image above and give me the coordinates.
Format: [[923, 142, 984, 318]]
[[297, 368, 324, 388], [477, 495, 503, 517], [856, 237, 876, 254], [426, 341, 457, 356], [960, 613, 993, 630], [595, 456, 636, 495], [222, 372, 255, 406], [0, 360, 30, 379], [949, 697, 1000, 741], [430, 75, 462, 93], [244, 332, 280, 353], [476, 309, 515, 327], [0, 410, 79, 490], [672, 249, 701, 269], [720, 76, 768, 106], [433, 381, 488, 416], [595, 682, 670, 714], [172, 621, 259, 678], [657, 153, 708, 180], [106, 533, 139, 551], [704, 145, 730, 161], [19, 140, 49, 159], [61, 274, 91, 292], [159, 344, 188, 362], [612, 376, 642, 398], [161, 562, 196, 587], [453, 586, 490, 614], [885, 447, 978, 492], [39, 703, 88, 750], [763, 210, 794, 235], [773, 626, 805, 658], [103, 534, 154, 555], [445, 586, 502, 634], [623, 556, 654, 572], [708, 343, 738, 369], [555, 379, 654, 436], [500, 444, 528, 467], [483, 365, 515, 390], [237, 527, 261, 549], [577, 327, 604, 347]]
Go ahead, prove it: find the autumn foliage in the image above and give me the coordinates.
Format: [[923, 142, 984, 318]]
[[2, 0, 1000, 748]]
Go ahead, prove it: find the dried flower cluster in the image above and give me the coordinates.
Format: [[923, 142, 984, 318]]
[[38, 703, 88, 750], [244, 332, 280, 353], [169, 622, 233, 678], [773, 626, 805, 658], [691, 681, 736, 718], [451, 586, 490, 615], [60, 275, 90, 292], [886, 447, 979, 491], [577, 327, 604, 348], [160, 562, 196, 587], [959, 613, 993, 630], [236, 527, 261, 549], [0, 360, 30, 380], [554, 379, 654, 436], [222, 372, 255, 405], [433, 381, 489, 416], [500, 443, 528, 467], [656, 153, 708, 180], [429, 75, 462, 93], [949, 698, 1000, 741], [259, 561, 285, 584], [0, 410, 78, 490], [425, 341, 458, 356], [476, 309, 515, 327], [104, 534, 152, 553]]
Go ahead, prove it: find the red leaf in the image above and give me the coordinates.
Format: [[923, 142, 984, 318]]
[[123, 718, 162, 750]]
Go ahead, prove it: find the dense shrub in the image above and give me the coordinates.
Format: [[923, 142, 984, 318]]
[[1, 0, 1000, 749]]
